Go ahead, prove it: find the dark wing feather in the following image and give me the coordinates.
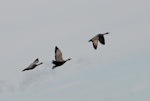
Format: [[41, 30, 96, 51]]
[[99, 35, 105, 45], [33, 58, 39, 63]]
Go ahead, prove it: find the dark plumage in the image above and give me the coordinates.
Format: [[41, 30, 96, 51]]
[[52, 46, 71, 69], [22, 58, 43, 71], [89, 32, 109, 49]]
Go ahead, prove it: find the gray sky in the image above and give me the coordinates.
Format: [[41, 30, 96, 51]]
[[0, 0, 150, 101]]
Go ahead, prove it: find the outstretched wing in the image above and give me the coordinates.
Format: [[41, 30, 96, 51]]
[[89, 34, 99, 49], [55, 46, 63, 61], [99, 35, 105, 45], [92, 39, 98, 49], [22, 58, 42, 71], [22, 61, 35, 71]]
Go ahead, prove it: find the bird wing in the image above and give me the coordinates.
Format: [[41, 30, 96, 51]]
[[33, 58, 39, 63], [22, 61, 35, 71], [99, 35, 105, 45], [55, 46, 63, 61], [26, 59, 38, 69], [27, 63, 35, 69], [92, 39, 98, 49]]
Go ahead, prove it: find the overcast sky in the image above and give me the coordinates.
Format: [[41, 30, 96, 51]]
[[0, 0, 150, 101]]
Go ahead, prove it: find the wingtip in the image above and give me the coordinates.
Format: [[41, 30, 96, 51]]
[[94, 46, 97, 50], [36, 58, 39, 61], [55, 46, 59, 53], [55, 46, 59, 51], [55, 46, 58, 49]]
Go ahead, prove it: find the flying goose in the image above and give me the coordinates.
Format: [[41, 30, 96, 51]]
[[52, 46, 71, 69], [22, 58, 43, 71], [89, 32, 109, 49]]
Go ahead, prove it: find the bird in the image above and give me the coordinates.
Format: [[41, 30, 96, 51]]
[[52, 46, 71, 69], [22, 58, 43, 71], [89, 32, 109, 49]]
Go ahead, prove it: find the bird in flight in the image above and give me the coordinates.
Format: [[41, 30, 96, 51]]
[[89, 32, 109, 49], [52, 46, 71, 69], [22, 58, 43, 71]]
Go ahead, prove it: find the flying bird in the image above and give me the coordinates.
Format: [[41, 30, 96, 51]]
[[52, 46, 71, 69], [22, 58, 43, 71], [89, 32, 109, 49]]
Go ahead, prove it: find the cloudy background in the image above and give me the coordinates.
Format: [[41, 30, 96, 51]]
[[0, 0, 150, 101]]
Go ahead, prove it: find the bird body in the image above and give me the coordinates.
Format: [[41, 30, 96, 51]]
[[89, 32, 109, 49], [52, 46, 71, 69], [22, 58, 43, 71]]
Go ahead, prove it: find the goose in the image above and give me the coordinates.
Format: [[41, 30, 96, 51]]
[[22, 58, 43, 71], [52, 46, 71, 69], [89, 32, 109, 49]]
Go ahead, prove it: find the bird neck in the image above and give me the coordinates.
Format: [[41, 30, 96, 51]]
[[37, 62, 43, 66], [103, 32, 109, 35], [65, 58, 71, 61]]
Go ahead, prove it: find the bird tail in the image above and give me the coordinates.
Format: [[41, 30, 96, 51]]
[[52, 60, 57, 64], [88, 39, 92, 42], [52, 66, 56, 69]]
